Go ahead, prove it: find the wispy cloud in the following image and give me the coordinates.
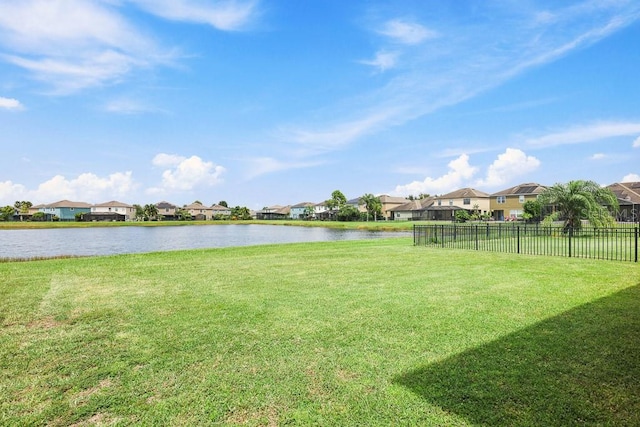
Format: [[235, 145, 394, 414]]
[[244, 157, 324, 180], [280, 2, 640, 160], [591, 153, 606, 160], [130, 0, 260, 31], [633, 136, 640, 148], [527, 121, 640, 147], [0, 96, 23, 110], [378, 19, 438, 45], [0, 0, 169, 93], [359, 50, 399, 72], [104, 97, 166, 115], [0, 0, 259, 93]]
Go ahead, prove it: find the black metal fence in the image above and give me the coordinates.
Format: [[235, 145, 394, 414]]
[[414, 223, 639, 262]]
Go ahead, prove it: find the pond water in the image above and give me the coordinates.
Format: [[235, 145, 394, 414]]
[[0, 224, 410, 259]]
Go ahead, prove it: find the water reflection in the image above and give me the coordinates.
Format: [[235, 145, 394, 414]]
[[0, 224, 409, 259]]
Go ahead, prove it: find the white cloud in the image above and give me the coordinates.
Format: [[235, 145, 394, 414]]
[[148, 154, 225, 194], [359, 50, 399, 72], [622, 173, 640, 182], [130, 0, 259, 31], [393, 154, 478, 196], [0, 0, 169, 93], [477, 148, 540, 188], [527, 122, 640, 147], [378, 19, 438, 45], [0, 180, 28, 204], [591, 153, 606, 160], [0, 172, 137, 205], [32, 172, 137, 202], [0, 96, 24, 110], [104, 97, 165, 115], [633, 136, 640, 148]]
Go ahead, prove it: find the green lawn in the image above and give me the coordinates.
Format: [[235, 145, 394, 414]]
[[1, 238, 639, 425]]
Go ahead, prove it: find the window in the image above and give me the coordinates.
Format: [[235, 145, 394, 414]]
[[519, 195, 525, 203], [496, 196, 506, 204], [463, 198, 470, 205], [449, 200, 453, 206], [437, 200, 441, 206]]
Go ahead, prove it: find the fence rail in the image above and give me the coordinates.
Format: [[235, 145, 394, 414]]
[[414, 224, 639, 262]]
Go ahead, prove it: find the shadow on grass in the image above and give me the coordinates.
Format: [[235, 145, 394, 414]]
[[395, 285, 640, 426]]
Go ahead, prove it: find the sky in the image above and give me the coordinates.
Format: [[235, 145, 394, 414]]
[[1, 0, 639, 209]]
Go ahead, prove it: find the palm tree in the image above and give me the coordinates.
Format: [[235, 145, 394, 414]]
[[538, 180, 619, 231], [360, 193, 382, 221], [143, 204, 159, 221]]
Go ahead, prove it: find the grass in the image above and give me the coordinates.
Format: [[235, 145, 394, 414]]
[[1, 237, 639, 425]]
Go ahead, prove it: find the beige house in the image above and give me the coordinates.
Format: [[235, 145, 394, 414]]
[[185, 202, 214, 220], [607, 182, 640, 222], [156, 201, 178, 219], [211, 204, 232, 218], [378, 195, 411, 220], [490, 183, 546, 221], [433, 188, 490, 220], [91, 201, 135, 220]]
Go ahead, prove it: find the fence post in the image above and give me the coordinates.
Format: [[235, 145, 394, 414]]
[[441, 224, 445, 247], [568, 227, 573, 258], [475, 225, 479, 251], [517, 226, 520, 254], [635, 227, 638, 263]]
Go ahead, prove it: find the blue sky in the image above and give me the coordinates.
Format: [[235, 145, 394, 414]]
[[1, 0, 639, 209]]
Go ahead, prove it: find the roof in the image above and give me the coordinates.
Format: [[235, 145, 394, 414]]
[[185, 202, 212, 210], [439, 187, 490, 199], [390, 197, 435, 212], [291, 202, 315, 208], [42, 200, 92, 208], [211, 204, 231, 211], [378, 195, 408, 204], [607, 182, 640, 204], [156, 201, 177, 209], [93, 200, 133, 208], [491, 183, 546, 197]]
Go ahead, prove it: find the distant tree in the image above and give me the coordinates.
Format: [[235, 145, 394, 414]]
[[303, 205, 316, 219], [218, 200, 228, 207], [337, 204, 360, 222], [175, 207, 192, 221], [454, 210, 470, 223], [232, 206, 251, 220], [193, 200, 203, 205], [32, 212, 45, 221], [326, 190, 347, 210], [133, 204, 145, 221], [0, 205, 15, 221], [143, 204, 159, 221], [406, 193, 430, 201], [522, 200, 543, 223], [13, 201, 32, 221], [360, 193, 382, 221], [538, 180, 619, 231]]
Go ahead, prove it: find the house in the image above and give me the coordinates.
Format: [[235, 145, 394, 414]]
[[184, 202, 214, 220], [211, 204, 232, 218], [290, 202, 316, 219], [430, 188, 491, 221], [378, 195, 411, 220], [39, 200, 92, 221], [607, 182, 640, 222], [490, 183, 547, 221], [85, 200, 135, 221], [256, 205, 290, 220], [389, 197, 435, 221], [156, 201, 178, 220]]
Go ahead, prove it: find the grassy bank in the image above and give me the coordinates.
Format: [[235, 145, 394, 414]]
[[1, 238, 639, 425]]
